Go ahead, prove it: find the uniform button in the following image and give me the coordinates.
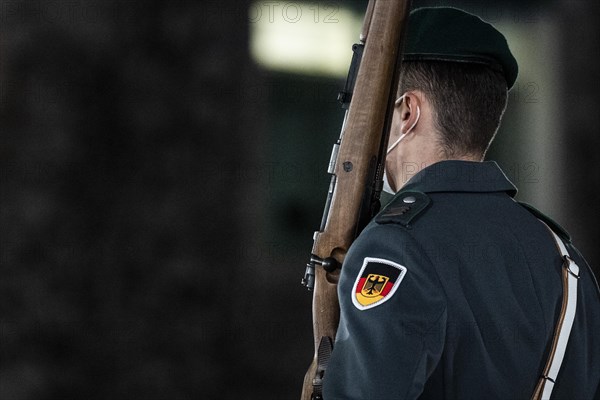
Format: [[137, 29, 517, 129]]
[[403, 196, 416, 204]]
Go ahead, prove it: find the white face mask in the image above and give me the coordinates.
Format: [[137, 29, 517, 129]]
[[383, 95, 421, 195]]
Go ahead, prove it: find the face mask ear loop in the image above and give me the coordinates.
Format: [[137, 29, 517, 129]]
[[408, 105, 421, 135], [387, 133, 407, 154], [394, 95, 405, 107], [386, 103, 421, 154], [384, 97, 421, 195]]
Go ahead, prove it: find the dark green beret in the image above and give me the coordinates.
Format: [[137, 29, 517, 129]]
[[404, 7, 519, 89]]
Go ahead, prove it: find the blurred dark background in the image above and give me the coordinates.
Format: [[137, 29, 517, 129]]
[[1, 1, 598, 399]]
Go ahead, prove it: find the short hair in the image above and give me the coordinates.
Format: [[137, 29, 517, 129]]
[[398, 61, 509, 158]]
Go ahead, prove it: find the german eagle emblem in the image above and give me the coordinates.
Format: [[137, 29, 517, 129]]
[[352, 257, 407, 310]]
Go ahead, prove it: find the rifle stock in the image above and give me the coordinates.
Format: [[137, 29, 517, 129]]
[[301, 1, 411, 399]]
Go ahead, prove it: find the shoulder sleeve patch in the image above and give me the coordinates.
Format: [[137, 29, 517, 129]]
[[518, 202, 572, 243], [375, 191, 431, 227], [352, 257, 408, 310]]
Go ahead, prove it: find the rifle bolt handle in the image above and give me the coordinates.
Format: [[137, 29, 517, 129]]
[[322, 257, 340, 272]]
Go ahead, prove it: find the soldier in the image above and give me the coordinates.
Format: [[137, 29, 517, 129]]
[[323, 7, 600, 399]]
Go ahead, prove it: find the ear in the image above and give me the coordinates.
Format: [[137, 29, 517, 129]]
[[399, 92, 422, 135]]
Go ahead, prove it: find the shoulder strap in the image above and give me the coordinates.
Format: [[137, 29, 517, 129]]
[[375, 191, 431, 227], [531, 222, 580, 400]]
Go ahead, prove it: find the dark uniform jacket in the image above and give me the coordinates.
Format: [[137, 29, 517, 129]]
[[323, 160, 600, 400]]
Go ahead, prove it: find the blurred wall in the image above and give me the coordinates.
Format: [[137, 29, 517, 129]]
[[0, 1, 273, 399], [557, 0, 600, 271]]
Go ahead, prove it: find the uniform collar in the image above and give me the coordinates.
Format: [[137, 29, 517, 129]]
[[400, 160, 517, 197]]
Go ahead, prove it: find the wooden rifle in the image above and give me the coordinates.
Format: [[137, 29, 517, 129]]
[[300, 1, 412, 398]]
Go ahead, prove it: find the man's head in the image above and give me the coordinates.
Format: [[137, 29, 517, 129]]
[[398, 61, 508, 158], [385, 7, 518, 192]]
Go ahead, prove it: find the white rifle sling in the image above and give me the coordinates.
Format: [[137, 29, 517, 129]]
[[531, 224, 580, 400]]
